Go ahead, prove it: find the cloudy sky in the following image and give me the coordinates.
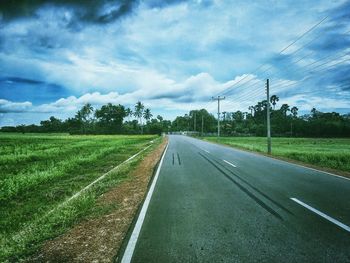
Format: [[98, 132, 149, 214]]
[[0, 0, 349, 126]]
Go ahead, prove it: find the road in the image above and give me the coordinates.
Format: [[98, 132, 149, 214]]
[[119, 135, 350, 263]]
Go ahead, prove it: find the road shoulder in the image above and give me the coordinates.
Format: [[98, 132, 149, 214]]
[[199, 137, 350, 179], [28, 137, 168, 263]]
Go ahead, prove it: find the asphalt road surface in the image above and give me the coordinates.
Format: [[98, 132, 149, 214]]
[[120, 135, 350, 263]]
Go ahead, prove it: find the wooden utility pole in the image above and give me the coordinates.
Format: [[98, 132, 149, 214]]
[[266, 79, 271, 154], [201, 114, 204, 136], [212, 96, 225, 138], [194, 112, 196, 132]]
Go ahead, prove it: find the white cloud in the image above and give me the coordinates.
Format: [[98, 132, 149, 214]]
[[1, 0, 349, 126], [283, 94, 350, 111], [0, 99, 32, 113]]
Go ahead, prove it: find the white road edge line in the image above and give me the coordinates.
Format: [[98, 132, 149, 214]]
[[295, 164, 350, 182], [204, 149, 210, 153], [223, 160, 237, 168], [121, 142, 169, 263], [198, 137, 350, 182], [290, 197, 350, 233]]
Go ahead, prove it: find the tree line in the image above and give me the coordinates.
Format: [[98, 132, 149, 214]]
[[1, 101, 171, 135], [170, 95, 350, 137], [2, 95, 350, 137]]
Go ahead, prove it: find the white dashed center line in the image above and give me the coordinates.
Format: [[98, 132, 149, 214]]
[[223, 160, 237, 168]]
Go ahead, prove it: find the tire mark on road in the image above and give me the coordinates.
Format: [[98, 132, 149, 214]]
[[193, 144, 293, 216], [215, 158, 294, 215], [177, 153, 181, 165], [199, 152, 283, 221]]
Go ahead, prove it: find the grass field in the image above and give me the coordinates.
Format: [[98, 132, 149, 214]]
[[0, 133, 160, 261], [204, 137, 350, 173]]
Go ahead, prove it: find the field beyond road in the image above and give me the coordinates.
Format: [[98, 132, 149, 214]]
[[204, 137, 350, 174], [0, 133, 159, 261]]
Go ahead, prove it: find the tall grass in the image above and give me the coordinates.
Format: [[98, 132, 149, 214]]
[[204, 137, 350, 172], [0, 133, 160, 261]]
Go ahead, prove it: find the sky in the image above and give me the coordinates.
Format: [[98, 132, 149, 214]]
[[0, 0, 350, 126]]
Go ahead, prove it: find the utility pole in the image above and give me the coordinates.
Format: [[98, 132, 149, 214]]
[[201, 114, 204, 136], [194, 112, 196, 132], [266, 79, 271, 154], [212, 96, 225, 138]]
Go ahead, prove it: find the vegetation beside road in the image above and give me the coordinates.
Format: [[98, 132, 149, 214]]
[[204, 137, 350, 173], [1, 101, 171, 135], [2, 96, 350, 138], [0, 133, 160, 261]]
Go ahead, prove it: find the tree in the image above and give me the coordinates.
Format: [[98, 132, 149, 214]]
[[40, 116, 63, 132], [171, 109, 216, 133], [134, 101, 145, 134], [311, 107, 318, 118], [280, 104, 290, 117], [270, 95, 279, 110], [77, 103, 94, 134], [291, 106, 298, 118], [95, 103, 126, 133], [248, 106, 254, 115], [125, 108, 133, 122], [143, 108, 152, 123], [80, 103, 94, 122]]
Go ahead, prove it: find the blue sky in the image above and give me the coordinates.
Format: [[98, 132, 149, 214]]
[[0, 0, 349, 126]]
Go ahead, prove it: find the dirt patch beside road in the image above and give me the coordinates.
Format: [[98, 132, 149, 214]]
[[30, 138, 167, 263]]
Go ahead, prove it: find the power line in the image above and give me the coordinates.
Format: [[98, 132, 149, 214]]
[[205, 16, 350, 115], [269, 54, 350, 90], [204, 15, 330, 105], [278, 16, 329, 54], [224, 53, 350, 110], [265, 28, 350, 81]]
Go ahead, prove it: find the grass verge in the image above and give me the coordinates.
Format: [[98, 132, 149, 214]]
[[203, 137, 350, 175], [0, 134, 160, 262]]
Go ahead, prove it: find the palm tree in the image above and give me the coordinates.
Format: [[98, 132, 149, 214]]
[[79, 103, 94, 134], [143, 108, 152, 123], [311, 107, 318, 118], [134, 101, 144, 134], [280, 104, 290, 117], [248, 106, 254, 116], [270, 95, 279, 110], [81, 103, 94, 122], [222, 111, 227, 121], [256, 102, 263, 113], [125, 108, 133, 122], [291, 106, 298, 118]]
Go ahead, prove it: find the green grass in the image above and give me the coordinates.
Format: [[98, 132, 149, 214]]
[[0, 133, 160, 261], [204, 137, 350, 172]]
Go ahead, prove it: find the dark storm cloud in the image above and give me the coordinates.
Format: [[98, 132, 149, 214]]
[[0, 0, 188, 25], [0, 77, 70, 104], [308, 32, 350, 52], [309, 1, 350, 52], [328, 0, 350, 23], [0, 76, 44, 85], [145, 0, 188, 8], [0, 0, 138, 24], [328, 64, 350, 91]]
